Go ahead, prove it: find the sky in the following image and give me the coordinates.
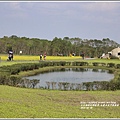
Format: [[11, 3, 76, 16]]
[[0, 1, 120, 43]]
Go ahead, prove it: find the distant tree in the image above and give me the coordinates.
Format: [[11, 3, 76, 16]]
[[0, 36, 119, 56]]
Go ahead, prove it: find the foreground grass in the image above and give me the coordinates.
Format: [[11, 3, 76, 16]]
[[0, 85, 120, 118]]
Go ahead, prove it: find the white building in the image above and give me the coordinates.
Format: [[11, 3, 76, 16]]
[[108, 47, 120, 59]]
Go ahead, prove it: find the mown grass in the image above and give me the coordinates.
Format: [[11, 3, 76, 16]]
[[0, 85, 120, 118], [0, 54, 120, 67], [0, 54, 81, 61], [0, 54, 82, 66], [0, 54, 120, 118]]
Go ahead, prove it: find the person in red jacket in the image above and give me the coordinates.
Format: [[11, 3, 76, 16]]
[[43, 52, 46, 60]]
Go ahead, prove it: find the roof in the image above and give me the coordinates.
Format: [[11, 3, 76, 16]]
[[112, 47, 120, 52]]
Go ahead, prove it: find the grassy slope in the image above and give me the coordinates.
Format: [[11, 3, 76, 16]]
[[0, 85, 120, 118], [0, 55, 120, 118]]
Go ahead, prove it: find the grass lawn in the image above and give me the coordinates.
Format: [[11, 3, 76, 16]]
[[0, 54, 120, 118], [0, 54, 120, 66], [0, 54, 82, 66], [0, 54, 82, 61], [0, 85, 120, 118]]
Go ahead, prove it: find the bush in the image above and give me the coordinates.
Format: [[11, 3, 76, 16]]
[[53, 62, 61, 66], [82, 82, 94, 91], [92, 62, 99, 66], [100, 63, 106, 66], [116, 64, 120, 69], [9, 76, 21, 86], [10, 67, 21, 75], [72, 62, 76, 66], [72, 62, 88, 66], [0, 73, 10, 85], [60, 61, 66, 66], [107, 63, 115, 68], [66, 62, 71, 66]]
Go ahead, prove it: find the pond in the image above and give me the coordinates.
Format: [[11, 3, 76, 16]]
[[25, 68, 114, 90]]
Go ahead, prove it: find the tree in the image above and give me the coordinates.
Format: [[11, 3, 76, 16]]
[[0, 36, 119, 56]]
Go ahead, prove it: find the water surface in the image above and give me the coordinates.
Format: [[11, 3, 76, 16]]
[[25, 68, 114, 89]]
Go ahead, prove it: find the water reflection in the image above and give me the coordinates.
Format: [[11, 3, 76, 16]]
[[25, 68, 114, 90]]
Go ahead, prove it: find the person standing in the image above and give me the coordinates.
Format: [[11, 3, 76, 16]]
[[80, 51, 85, 60], [40, 54, 42, 60], [43, 52, 46, 60]]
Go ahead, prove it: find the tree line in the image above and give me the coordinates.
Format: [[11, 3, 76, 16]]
[[0, 35, 119, 57]]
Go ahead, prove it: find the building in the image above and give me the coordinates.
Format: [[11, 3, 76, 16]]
[[108, 47, 120, 59]]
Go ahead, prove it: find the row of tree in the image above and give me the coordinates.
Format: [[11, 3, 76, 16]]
[[0, 35, 119, 57]]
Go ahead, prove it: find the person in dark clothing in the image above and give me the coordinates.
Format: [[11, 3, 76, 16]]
[[11, 53, 13, 61], [8, 54, 12, 61], [40, 54, 42, 60], [7, 50, 13, 61], [81, 52, 85, 59]]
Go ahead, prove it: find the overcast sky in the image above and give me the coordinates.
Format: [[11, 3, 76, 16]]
[[0, 1, 120, 43]]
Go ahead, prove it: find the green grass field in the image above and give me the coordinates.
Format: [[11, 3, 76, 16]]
[[0, 54, 120, 66], [0, 54, 82, 61], [0, 54, 120, 118], [0, 85, 120, 118], [0, 54, 82, 66]]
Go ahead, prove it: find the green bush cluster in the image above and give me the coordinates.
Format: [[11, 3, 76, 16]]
[[92, 62, 106, 66], [8, 63, 39, 75], [116, 64, 120, 69], [0, 73, 10, 85], [72, 61, 89, 66], [83, 81, 118, 91], [44, 80, 119, 91], [0, 61, 120, 90], [48, 61, 71, 66], [107, 63, 115, 68], [92, 62, 120, 69], [0, 74, 40, 88], [0, 74, 21, 86]]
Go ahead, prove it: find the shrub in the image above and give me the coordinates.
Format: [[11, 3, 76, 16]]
[[109, 81, 117, 91], [58, 82, 62, 90], [82, 82, 94, 91], [100, 81, 110, 90], [72, 62, 76, 66], [0, 73, 10, 85], [10, 67, 20, 75], [53, 62, 61, 66], [93, 63, 106, 66], [66, 62, 71, 66], [92, 62, 99, 66], [30, 79, 40, 88], [9, 76, 21, 86], [60, 61, 66, 66], [107, 63, 115, 68], [116, 64, 120, 69], [72, 62, 88, 66], [100, 63, 106, 66], [62, 82, 70, 90]]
